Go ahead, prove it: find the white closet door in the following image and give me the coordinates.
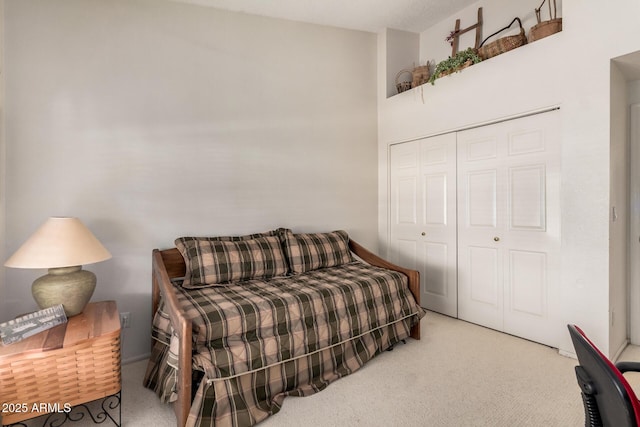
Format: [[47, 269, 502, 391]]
[[390, 133, 457, 317], [457, 111, 561, 347]]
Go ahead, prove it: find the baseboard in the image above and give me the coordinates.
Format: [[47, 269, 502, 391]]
[[612, 338, 629, 363], [558, 348, 576, 359]]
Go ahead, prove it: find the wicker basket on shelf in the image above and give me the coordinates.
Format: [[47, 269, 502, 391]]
[[477, 17, 527, 60], [529, 0, 562, 42], [411, 65, 431, 88], [395, 69, 413, 94]]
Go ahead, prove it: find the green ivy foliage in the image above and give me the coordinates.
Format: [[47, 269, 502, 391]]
[[429, 48, 483, 85]]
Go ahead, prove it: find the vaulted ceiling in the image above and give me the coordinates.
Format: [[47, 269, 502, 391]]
[[170, 0, 478, 33]]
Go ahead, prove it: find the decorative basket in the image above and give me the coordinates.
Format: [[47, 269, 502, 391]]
[[477, 17, 527, 60], [529, 0, 562, 42], [395, 69, 413, 94], [412, 65, 431, 88], [0, 333, 121, 424]]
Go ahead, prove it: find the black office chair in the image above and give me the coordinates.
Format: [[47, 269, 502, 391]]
[[568, 324, 640, 426]]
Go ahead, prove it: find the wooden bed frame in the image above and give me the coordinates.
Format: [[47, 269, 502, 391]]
[[151, 239, 421, 427]]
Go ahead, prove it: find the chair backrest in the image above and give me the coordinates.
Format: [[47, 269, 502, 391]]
[[568, 324, 640, 427]]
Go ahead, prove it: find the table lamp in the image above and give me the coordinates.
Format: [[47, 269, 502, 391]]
[[4, 217, 112, 317]]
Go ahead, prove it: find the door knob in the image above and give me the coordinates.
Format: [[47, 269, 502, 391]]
[[493, 237, 500, 242], [421, 232, 426, 236]]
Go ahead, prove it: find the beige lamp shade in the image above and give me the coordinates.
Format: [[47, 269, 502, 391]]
[[5, 217, 111, 268], [5, 217, 112, 316]]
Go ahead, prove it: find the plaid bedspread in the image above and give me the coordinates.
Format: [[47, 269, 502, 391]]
[[144, 261, 424, 426]]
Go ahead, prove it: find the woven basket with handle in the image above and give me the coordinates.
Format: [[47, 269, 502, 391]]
[[412, 65, 431, 88], [529, 0, 562, 42], [477, 17, 527, 61], [395, 69, 413, 94]]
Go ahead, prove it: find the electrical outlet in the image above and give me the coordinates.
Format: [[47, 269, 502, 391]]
[[120, 312, 131, 328]]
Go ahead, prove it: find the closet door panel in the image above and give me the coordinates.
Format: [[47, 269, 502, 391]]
[[502, 111, 561, 346], [466, 169, 498, 228], [508, 249, 547, 316], [509, 165, 546, 231], [397, 176, 418, 224], [390, 141, 420, 271], [469, 246, 499, 305], [457, 124, 505, 329], [390, 133, 457, 317], [391, 141, 419, 229], [423, 242, 449, 299], [418, 133, 457, 316], [464, 245, 503, 330], [394, 239, 419, 272], [458, 110, 561, 348], [423, 174, 447, 225]]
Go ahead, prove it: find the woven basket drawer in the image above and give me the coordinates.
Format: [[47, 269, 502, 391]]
[[0, 323, 121, 424], [0, 306, 121, 425]]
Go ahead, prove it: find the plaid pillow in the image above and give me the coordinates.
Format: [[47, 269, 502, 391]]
[[282, 230, 355, 274], [175, 234, 288, 288], [183, 228, 287, 243]]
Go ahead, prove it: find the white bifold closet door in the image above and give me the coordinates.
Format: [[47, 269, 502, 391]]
[[457, 110, 561, 347], [390, 133, 458, 317]]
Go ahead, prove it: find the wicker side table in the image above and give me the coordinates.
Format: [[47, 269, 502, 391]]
[[0, 301, 121, 426]]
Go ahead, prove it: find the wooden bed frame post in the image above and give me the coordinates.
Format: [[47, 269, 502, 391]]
[[348, 240, 421, 340], [152, 249, 191, 427]]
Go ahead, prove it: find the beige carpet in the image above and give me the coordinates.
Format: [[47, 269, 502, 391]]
[[19, 312, 640, 426]]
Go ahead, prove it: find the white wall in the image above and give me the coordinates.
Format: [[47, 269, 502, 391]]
[[2, 0, 378, 361], [0, 0, 5, 318], [378, 0, 640, 356]]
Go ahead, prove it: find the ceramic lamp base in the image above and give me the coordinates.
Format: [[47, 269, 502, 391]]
[[31, 266, 96, 317]]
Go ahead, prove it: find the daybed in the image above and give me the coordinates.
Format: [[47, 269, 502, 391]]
[[143, 229, 424, 427]]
